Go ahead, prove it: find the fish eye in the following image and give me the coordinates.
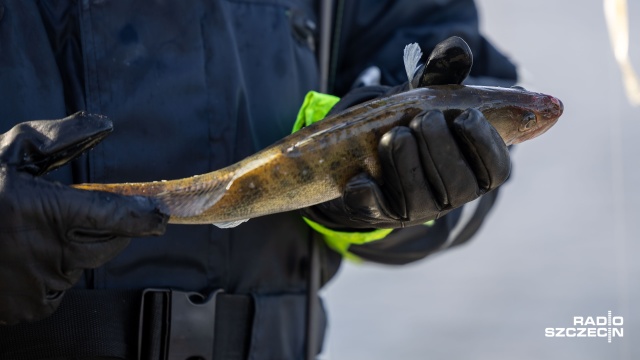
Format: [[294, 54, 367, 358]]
[[519, 112, 537, 132]]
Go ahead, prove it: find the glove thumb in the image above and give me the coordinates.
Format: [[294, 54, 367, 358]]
[[0, 112, 112, 176], [414, 36, 473, 87]]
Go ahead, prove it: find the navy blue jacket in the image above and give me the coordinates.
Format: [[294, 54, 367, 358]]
[[0, 0, 516, 358]]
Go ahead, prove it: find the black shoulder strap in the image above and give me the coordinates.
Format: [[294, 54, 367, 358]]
[[305, 2, 336, 359], [317, 0, 336, 93]]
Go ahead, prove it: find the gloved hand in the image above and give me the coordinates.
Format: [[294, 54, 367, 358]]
[[302, 37, 510, 230], [0, 112, 167, 325]]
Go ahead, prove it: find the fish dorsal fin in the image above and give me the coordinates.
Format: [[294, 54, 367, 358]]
[[403, 43, 423, 89]]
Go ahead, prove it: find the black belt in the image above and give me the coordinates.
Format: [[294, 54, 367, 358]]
[[0, 289, 254, 360]]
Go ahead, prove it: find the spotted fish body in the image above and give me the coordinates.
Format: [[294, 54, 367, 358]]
[[73, 84, 563, 227]]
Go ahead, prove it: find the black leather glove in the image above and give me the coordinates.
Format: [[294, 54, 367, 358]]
[[0, 112, 167, 325], [302, 37, 510, 230]]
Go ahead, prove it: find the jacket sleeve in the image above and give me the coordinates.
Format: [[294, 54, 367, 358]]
[[328, 0, 517, 263], [330, 0, 518, 95]]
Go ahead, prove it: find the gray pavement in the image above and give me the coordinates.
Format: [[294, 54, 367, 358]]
[[322, 1, 640, 359]]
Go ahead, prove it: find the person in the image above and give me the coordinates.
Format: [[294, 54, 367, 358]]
[[0, 0, 517, 359]]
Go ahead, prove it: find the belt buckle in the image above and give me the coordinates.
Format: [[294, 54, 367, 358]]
[[139, 288, 223, 360]]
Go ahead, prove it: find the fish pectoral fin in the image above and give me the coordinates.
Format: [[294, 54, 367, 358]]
[[212, 219, 250, 228], [155, 175, 232, 218]]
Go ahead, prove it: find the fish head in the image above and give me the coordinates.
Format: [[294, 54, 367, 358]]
[[479, 86, 564, 145]]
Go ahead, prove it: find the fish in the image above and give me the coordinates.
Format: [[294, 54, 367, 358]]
[[73, 84, 563, 227], [73, 41, 564, 227]]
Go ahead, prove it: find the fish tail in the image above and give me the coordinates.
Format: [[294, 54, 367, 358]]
[[73, 169, 236, 219]]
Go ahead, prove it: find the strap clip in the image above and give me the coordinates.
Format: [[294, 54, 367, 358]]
[[138, 288, 223, 360]]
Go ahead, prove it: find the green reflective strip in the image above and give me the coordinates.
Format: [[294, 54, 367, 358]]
[[292, 91, 340, 132], [293, 91, 394, 259], [303, 217, 394, 261]]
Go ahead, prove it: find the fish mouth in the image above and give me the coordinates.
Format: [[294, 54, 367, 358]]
[[531, 94, 564, 128], [551, 96, 564, 116]]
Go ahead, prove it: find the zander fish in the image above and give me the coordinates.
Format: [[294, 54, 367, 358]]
[[73, 43, 564, 227], [74, 85, 563, 227]]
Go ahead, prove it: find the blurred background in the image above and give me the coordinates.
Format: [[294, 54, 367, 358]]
[[322, 0, 640, 359]]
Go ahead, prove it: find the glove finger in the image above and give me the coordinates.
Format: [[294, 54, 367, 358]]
[[64, 237, 130, 271], [417, 36, 473, 87], [342, 173, 399, 223], [378, 126, 440, 220], [409, 110, 479, 208], [56, 185, 168, 241], [0, 289, 63, 325], [451, 108, 511, 191], [6, 174, 166, 277], [56, 186, 166, 271], [0, 258, 68, 324], [0, 112, 112, 176]]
